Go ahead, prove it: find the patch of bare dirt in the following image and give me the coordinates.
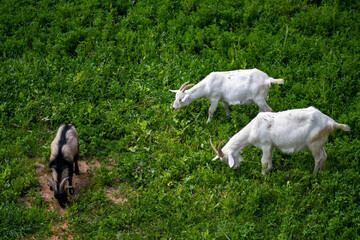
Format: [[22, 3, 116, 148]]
[[106, 186, 128, 204], [50, 222, 73, 240]]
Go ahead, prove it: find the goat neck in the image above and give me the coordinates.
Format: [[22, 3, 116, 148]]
[[226, 121, 254, 151], [185, 82, 207, 102]]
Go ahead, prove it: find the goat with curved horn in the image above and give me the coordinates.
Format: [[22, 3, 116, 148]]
[[210, 107, 350, 175], [49, 124, 79, 208], [170, 69, 284, 123]]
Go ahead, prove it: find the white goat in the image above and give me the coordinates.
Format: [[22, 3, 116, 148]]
[[210, 107, 350, 175], [170, 68, 284, 123]]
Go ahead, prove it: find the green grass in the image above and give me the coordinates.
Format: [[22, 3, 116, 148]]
[[1, 0, 360, 239]]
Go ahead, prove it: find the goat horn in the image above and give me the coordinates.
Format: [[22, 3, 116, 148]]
[[210, 138, 219, 155], [47, 178, 57, 192], [59, 177, 70, 192], [182, 83, 194, 92], [179, 81, 190, 91], [217, 140, 226, 157]]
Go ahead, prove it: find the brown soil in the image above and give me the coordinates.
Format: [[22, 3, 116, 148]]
[[106, 186, 128, 204], [50, 222, 73, 240]]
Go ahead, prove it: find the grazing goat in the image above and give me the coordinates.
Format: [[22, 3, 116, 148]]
[[210, 107, 350, 175], [170, 68, 284, 123], [48, 124, 79, 208]]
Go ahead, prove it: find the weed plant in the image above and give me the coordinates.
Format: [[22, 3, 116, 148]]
[[1, 0, 360, 239]]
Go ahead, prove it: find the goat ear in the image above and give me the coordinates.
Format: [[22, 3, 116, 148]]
[[169, 90, 178, 93], [181, 95, 189, 103], [212, 155, 219, 161], [228, 154, 235, 168]]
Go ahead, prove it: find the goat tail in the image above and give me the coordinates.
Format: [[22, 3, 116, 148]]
[[270, 78, 284, 85], [334, 122, 351, 131]]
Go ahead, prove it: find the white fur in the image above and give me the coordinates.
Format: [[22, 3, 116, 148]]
[[211, 107, 350, 175], [170, 68, 284, 123]]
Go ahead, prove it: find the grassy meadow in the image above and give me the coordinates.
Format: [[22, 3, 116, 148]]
[[1, 0, 360, 239]]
